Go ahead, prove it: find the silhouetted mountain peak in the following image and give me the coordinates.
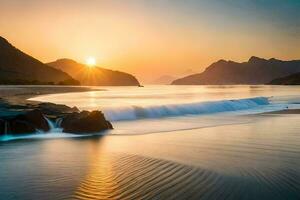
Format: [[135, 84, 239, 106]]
[[269, 58, 281, 62], [0, 36, 14, 50], [248, 56, 266, 63], [48, 59, 141, 86], [0, 36, 9, 45], [215, 59, 228, 65], [0, 36, 79, 85], [53, 58, 79, 65], [56, 58, 77, 62], [206, 59, 228, 70]]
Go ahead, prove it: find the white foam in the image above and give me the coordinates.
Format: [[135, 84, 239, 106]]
[[102, 97, 270, 121]]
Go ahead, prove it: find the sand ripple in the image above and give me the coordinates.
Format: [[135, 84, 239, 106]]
[[74, 153, 300, 200]]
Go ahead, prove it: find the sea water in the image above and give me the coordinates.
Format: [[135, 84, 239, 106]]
[[27, 85, 300, 135], [1, 85, 300, 199]]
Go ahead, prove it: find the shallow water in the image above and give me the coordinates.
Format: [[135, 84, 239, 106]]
[[30, 85, 300, 120], [0, 114, 300, 199], [28, 85, 300, 136], [1, 85, 300, 199]]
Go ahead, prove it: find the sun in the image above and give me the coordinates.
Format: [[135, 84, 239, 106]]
[[86, 57, 96, 67]]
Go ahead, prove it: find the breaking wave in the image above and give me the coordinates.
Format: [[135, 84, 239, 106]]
[[103, 97, 270, 121]]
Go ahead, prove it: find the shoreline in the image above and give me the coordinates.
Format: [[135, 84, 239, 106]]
[[0, 85, 100, 106], [0, 85, 113, 135], [261, 109, 300, 115], [2, 85, 300, 117]]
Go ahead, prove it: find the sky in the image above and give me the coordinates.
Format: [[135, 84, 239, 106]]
[[0, 0, 300, 83]]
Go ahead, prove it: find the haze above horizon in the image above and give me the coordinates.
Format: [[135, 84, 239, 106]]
[[0, 0, 299, 83]]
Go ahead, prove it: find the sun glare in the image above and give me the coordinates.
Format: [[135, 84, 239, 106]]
[[86, 57, 96, 67]]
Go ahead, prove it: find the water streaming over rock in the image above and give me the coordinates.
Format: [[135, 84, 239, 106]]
[[44, 117, 56, 130], [55, 118, 63, 128], [3, 121, 9, 135]]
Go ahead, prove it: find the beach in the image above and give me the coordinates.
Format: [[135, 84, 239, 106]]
[[1, 1, 299, 199], [0, 85, 97, 105], [1, 85, 300, 199]]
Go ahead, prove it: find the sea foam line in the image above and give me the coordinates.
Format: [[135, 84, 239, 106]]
[[103, 97, 270, 121]]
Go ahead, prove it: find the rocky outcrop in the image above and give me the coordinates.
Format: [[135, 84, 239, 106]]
[[172, 57, 300, 85], [37, 103, 79, 116], [14, 109, 50, 131], [0, 119, 5, 134], [48, 59, 141, 86], [9, 120, 36, 134], [0, 101, 113, 135], [0, 109, 49, 135], [0, 36, 79, 85], [61, 111, 113, 134]]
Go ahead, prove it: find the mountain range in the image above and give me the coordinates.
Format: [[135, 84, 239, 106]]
[[2, 35, 300, 86], [0, 36, 140, 86], [0, 36, 78, 85], [47, 59, 140, 86], [172, 57, 300, 85]]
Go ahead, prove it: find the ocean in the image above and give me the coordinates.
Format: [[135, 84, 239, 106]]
[[1, 85, 300, 199]]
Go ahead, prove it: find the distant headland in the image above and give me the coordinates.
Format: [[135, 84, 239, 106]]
[[172, 57, 300, 85]]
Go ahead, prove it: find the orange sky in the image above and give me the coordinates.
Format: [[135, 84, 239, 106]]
[[1, 1, 299, 83]]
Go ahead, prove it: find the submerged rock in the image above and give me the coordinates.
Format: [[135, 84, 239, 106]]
[[61, 110, 113, 134], [15, 109, 50, 132], [9, 120, 36, 134], [0, 109, 50, 135], [0, 101, 113, 135], [37, 103, 79, 116], [0, 119, 5, 134]]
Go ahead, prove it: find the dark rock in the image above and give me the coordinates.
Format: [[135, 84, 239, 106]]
[[37, 102, 79, 116], [0, 99, 113, 135], [0, 119, 5, 135], [14, 109, 50, 132], [9, 120, 36, 134], [61, 110, 113, 133], [8, 104, 30, 110], [0, 110, 49, 135]]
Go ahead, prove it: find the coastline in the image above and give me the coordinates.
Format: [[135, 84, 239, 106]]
[[262, 109, 300, 115], [1, 86, 300, 198], [0, 85, 100, 105], [0, 85, 113, 135], [1, 85, 300, 137], [2, 85, 300, 118]]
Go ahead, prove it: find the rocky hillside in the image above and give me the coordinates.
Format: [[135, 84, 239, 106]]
[[269, 72, 300, 85], [0, 36, 79, 85], [48, 59, 141, 86], [172, 57, 300, 85]]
